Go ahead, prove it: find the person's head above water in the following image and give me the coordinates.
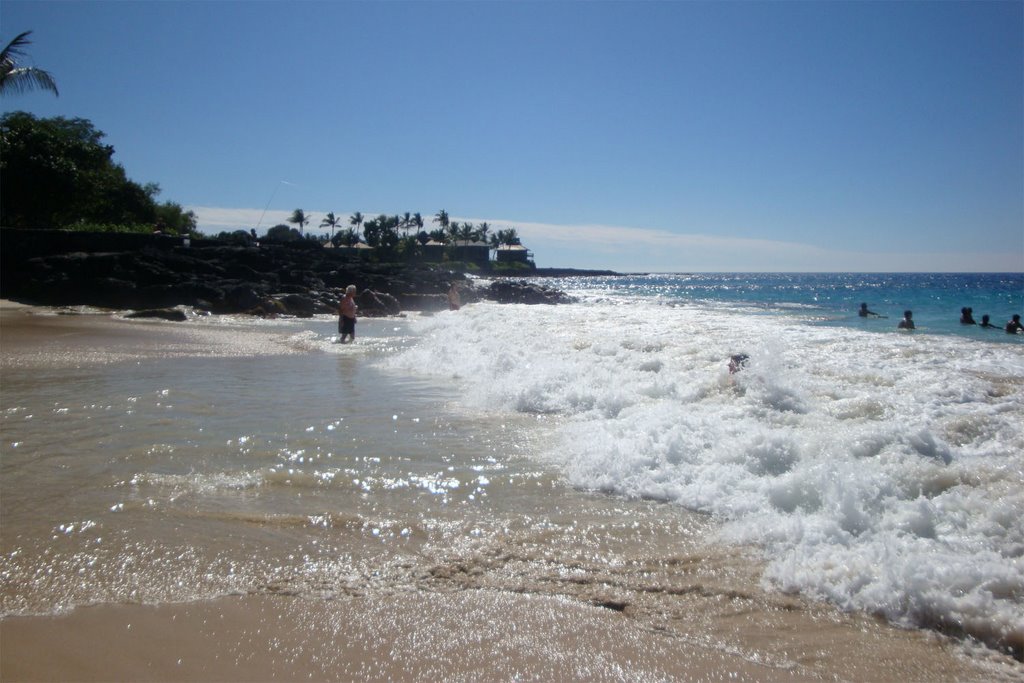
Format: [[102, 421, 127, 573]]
[[728, 354, 749, 374]]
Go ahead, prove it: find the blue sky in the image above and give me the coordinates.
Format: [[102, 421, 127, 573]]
[[3, 0, 1021, 272]]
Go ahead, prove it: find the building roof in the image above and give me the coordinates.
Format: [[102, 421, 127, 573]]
[[329, 241, 372, 249]]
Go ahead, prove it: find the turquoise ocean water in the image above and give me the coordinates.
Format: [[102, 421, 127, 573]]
[[551, 272, 1023, 341]]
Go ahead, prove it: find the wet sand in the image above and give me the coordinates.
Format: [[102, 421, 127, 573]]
[[0, 589, 1005, 682], [1, 302, 1020, 682], [0, 301, 308, 368]]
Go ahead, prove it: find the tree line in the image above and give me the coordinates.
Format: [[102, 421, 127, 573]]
[[1, 31, 525, 262], [0, 107, 525, 261], [0, 111, 198, 235], [264, 208, 522, 253]]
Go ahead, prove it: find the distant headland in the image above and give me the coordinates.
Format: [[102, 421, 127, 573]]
[[0, 113, 619, 317], [0, 228, 619, 319]]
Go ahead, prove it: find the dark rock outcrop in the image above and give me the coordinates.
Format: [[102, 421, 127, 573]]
[[486, 279, 576, 305], [0, 229, 578, 318], [276, 293, 319, 318], [356, 289, 401, 317]]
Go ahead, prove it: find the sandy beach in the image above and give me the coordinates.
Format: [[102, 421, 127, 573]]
[[1, 589, 1001, 682], [1, 302, 1021, 682]]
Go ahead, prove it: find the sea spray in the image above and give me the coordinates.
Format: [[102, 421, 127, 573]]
[[382, 293, 1024, 654]]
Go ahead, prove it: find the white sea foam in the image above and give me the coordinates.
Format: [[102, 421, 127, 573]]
[[382, 299, 1024, 652]]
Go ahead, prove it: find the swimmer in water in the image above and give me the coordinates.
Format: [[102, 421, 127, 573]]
[[897, 310, 915, 330], [728, 354, 749, 374], [858, 303, 879, 318]]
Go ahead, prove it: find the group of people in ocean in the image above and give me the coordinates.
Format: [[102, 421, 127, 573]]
[[732, 305, 1021, 373], [958, 306, 1022, 333], [859, 302, 1022, 333]]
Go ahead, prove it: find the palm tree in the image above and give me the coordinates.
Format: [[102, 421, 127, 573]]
[[349, 211, 364, 234], [433, 209, 449, 231], [474, 222, 491, 244], [320, 212, 342, 242], [288, 208, 310, 236], [496, 227, 521, 246], [0, 31, 58, 97], [446, 220, 461, 244]]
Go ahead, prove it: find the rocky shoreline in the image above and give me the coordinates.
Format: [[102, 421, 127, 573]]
[[0, 229, 595, 319]]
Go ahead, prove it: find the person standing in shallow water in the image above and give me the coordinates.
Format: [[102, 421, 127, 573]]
[[960, 307, 977, 325], [338, 285, 358, 343], [447, 282, 462, 311], [1007, 314, 1023, 334], [898, 310, 915, 330]]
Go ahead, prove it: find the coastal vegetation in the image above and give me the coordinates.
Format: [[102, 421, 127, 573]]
[[2, 32, 197, 234], [287, 209, 311, 236], [0, 31, 58, 97], [0, 28, 530, 270], [0, 110, 531, 268], [215, 208, 531, 270], [0, 112, 197, 234]]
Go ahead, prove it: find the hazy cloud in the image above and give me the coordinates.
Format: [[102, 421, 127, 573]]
[[190, 206, 1020, 273]]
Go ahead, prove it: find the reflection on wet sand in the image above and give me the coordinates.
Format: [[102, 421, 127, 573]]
[[1, 304, 1019, 681]]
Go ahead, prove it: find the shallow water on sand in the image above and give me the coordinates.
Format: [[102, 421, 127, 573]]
[[1, 305, 1021, 681], [386, 286, 1024, 659]]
